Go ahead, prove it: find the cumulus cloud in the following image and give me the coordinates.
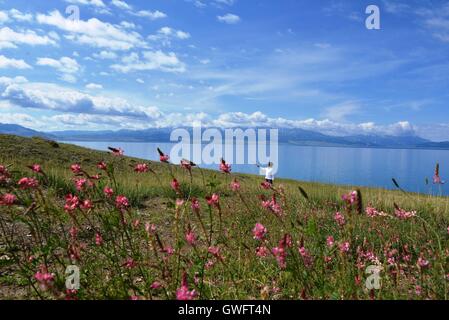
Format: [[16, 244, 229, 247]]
[[111, 51, 186, 73], [0, 82, 159, 120], [0, 27, 58, 49], [111, 0, 132, 10], [147, 27, 191, 46], [36, 10, 147, 51], [131, 10, 167, 20], [0, 55, 31, 69], [64, 0, 106, 7], [36, 56, 80, 74], [85, 83, 103, 90], [92, 50, 118, 60], [217, 13, 240, 24]]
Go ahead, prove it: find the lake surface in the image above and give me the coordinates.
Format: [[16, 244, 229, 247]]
[[64, 141, 449, 196]]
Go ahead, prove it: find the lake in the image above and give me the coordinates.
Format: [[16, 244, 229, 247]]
[[64, 141, 449, 196]]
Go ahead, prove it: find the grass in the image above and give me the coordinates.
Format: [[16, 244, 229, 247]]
[[1, 134, 449, 300]]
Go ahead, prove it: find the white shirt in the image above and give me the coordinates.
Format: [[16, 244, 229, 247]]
[[260, 167, 274, 180]]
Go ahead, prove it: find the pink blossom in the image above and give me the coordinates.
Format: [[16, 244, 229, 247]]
[[326, 236, 335, 247], [394, 207, 416, 220], [109, 147, 124, 157], [219, 158, 231, 174], [334, 211, 346, 226], [134, 163, 149, 173], [69, 226, 78, 239], [417, 256, 430, 269], [122, 258, 136, 269], [80, 199, 93, 210], [342, 190, 358, 204], [171, 179, 181, 193], [272, 246, 286, 269], [185, 230, 196, 246], [95, 233, 103, 246], [17, 177, 39, 190], [298, 247, 314, 268], [158, 148, 170, 163], [150, 281, 162, 289], [252, 223, 267, 241], [208, 246, 221, 258], [0, 193, 16, 206], [206, 194, 220, 207], [191, 197, 200, 212], [74, 178, 88, 191], [34, 265, 54, 290], [115, 195, 130, 209], [104, 186, 114, 198], [70, 163, 82, 174], [365, 206, 387, 218], [97, 161, 107, 170], [30, 164, 42, 173], [0, 165, 11, 183], [176, 272, 197, 300], [145, 223, 156, 234], [230, 179, 240, 191], [180, 159, 194, 171], [64, 194, 79, 212], [176, 199, 185, 207], [255, 246, 269, 257], [339, 241, 350, 254]]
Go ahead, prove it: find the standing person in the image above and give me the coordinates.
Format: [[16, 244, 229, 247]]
[[257, 162, 275, 185]]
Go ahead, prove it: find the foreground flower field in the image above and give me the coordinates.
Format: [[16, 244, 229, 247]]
[[1, 135, 449, 300]]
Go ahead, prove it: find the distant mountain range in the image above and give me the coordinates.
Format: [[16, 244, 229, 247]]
[[2, 122, 449, 150]]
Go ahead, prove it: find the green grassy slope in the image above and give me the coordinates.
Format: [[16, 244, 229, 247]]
[[1, 134, 449, 300]]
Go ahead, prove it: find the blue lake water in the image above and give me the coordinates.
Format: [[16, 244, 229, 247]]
[[64, 141, 449, 196]]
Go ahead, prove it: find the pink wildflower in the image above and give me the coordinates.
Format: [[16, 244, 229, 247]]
[[252, 223, 267, 241], [230, 179, 241, 191], [115, 195, 129, 209], [339, 242, 350, 254], [256, 246, 269, 257], [334, 211, 346, 226], [17, 177, 39, 190], [171, 179, 181, 193], [0, 193, 16, 206], [219, 158, 231, 174], [95, 233, 103, 246], [29, 164, 42, 173], [191, 197, 200, 213], [70, 163, 82, 174], [326, 236, 335, 247], [134, 163, 149, 173], [104, 186, 114, 198], [80, 199, 93, 210], [176, 272, 197, 300], [64, 194, 79, 213], [97, 161, 107, 170], [206, 193, 220, 207], [185, 230, 197, 246]]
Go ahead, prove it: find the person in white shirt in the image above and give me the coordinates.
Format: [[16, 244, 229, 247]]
[[257, 162, 275, 185]]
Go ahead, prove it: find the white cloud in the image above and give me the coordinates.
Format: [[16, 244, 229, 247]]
[[120, 21, 136, 29], [8, 9, 33, 22], [0, 27, 58, 49], [132, 10, 167, 20], [0, 55, 31, 69], [0, 11, 9, 24], [65, 0, 106, 7], [323, 101, 360, 122], [36, 10, 147, 51], [0, 81, 159, 119], [93, 50, 118, 59], [85, 83, 103, 90], [217, 13, 240, 24], [111, 50, 186, 73], [136, 78, 145, 84], [148, 27, 191, 45], [36, 56, 80, 74], [111, 0, 132, 10]]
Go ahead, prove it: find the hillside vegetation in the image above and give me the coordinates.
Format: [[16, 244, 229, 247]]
[[1, 134, 448, 300]]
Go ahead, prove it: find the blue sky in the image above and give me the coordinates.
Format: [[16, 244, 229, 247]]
[[1, 0, 449, 140]]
